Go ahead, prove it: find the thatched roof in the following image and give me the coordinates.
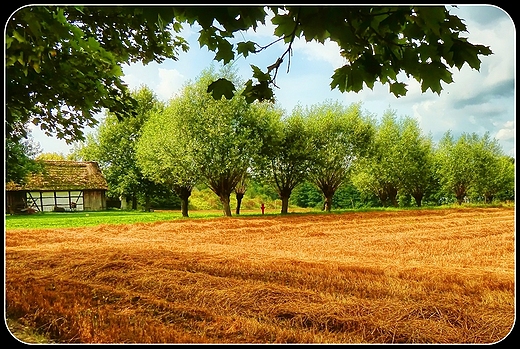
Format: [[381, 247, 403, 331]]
[[6, 160, 108, 191]]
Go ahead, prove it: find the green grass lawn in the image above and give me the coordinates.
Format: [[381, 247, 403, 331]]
[[4, 208, 311, 230], [3, 207, 379, 230], [5, 203, 511, 230], [4, 210, 227, 230]]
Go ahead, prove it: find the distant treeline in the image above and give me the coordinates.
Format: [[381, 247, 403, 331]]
[[70, 68, 514, 216]]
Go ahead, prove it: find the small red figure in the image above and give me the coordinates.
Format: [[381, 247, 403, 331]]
[[261, 203, 265, 215]]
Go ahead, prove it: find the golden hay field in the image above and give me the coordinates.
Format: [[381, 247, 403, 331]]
[[5, 207, 515, 344]]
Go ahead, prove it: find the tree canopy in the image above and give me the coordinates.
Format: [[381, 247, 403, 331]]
[[435, 131, 514, 205], [298, 101, 374, 211], [6, 5, 492, 143], [263, 112, 315, 214], [136, 67, 277, 217], [6, 5, 494, 185], [68, 85, 512, 213], [193, 6, 493, 101], [392, 116, 437, 207], [136, 98, 200, 217], [6, 6, 188, 143], [351, 110, 402, 207]]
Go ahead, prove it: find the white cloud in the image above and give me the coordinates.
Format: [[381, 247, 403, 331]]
[[121, 62, 159, 90], [440, 9, 514, 104], [292, 38, 346, 69], [412, 100, 456, 138], [495, 128, 514, 141], [122, 64, 187, 102], [469, 20, 514, 89], [121, 71, 145, 91], [495, 118, 515, 143], [156, 68, 186, 101]]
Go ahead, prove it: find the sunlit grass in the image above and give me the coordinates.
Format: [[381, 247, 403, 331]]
[[4, 207, 317, 230], [5, 210, 213, 230], [7, 202, 511, 230]]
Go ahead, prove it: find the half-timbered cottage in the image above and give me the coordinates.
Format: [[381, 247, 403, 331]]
[[6, 160, 108, 213]]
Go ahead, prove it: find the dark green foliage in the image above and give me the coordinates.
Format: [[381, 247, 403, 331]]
[[201, 6, 492, 102], [289, 180, 382, 210], [6, 5, 188, 181], [206, 78, 236, 100], [247, 180, 280, 202], [5, 137, 44, 185], [145, 189, 182, 210], [290, 182, 323, 209], [398, 192, 413, 208], [332, 182, 380, 209], [6, 6, 188, 144]]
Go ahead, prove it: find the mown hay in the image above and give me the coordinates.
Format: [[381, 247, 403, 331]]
[[5, 207, 515, 344]]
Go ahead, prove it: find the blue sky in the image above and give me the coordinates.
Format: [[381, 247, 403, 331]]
[[31, 5, 515, 157]]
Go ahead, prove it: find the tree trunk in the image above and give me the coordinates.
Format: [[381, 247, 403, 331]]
[[280, 196, 290, 214], [324, 194, 334, 212], [316, 180, 338, 213], [132, 195, 138, 210], [235, 192, 244, 215], [144, 195, 151, 212], [120, 196, 128, 210], [377, 190, 388, 207], [412, 193, 423, 207], [180, 199, 188, 217], [324, 195, 333, 212], [175, 186, 192, 218], [220, 194, 232, 217], [388, 189, 398, 207], [455, 185, 466, 205]]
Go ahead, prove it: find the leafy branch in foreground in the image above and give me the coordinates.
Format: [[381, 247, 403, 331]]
[[202, 6, 492, 102], [6, 6, 190, 143], [6, 5, 493, 142]]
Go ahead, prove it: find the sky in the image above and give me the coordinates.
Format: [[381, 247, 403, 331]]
[[29, 4, 515, 157]]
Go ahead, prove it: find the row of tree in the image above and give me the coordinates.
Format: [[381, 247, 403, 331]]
[[351, 115, 514, 207], [73, 66, 514, 217]]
